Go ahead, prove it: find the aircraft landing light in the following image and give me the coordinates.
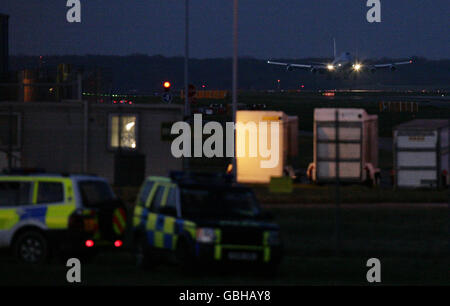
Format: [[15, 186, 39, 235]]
[[353, 63, 362, 71]]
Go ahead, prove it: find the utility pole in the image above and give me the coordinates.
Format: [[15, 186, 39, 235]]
[[232, 0, 238, 180]]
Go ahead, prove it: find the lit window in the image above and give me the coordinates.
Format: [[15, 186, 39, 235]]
[[109, 114, 138, 150]]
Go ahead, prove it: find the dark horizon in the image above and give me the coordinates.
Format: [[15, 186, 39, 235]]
[[9, 54, 450, 93]]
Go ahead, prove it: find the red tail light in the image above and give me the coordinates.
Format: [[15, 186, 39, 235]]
[[114, 240, 123, 248], [85, 240, 94, 248]]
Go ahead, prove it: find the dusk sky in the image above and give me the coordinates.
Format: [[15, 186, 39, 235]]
[[2, 0, 449, 59]]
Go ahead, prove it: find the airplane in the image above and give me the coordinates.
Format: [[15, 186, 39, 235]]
[[267, 39, 413, 76]]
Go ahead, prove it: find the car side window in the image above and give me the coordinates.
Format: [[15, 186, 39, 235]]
[[166, 186, 177, 210], [0, 181, 33, 207], [149, 185, 165, 213], [162, 186, 179, 217], [37, 182, 64, 204], [138, 181, 154, 207]]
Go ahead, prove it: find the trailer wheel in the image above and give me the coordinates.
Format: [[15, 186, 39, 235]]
[[176, 238, 196, 274], [365, 170, 380, 187], [135, 235, 152, 269], [374, 173, 381, 187]]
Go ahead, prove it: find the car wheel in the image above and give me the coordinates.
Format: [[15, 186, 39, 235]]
[[176, 238, 195, 273], [135, 236, 151, 269], [13, 230, 48, 264]]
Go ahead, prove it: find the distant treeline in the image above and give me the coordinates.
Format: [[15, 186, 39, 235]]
[[9, 55, 450, 93]]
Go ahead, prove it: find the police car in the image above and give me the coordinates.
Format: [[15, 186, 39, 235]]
[[0, 172, 127, 263], [132, 172, 283, 270]]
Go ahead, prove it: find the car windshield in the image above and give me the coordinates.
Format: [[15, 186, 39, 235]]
[[78, 180, 116, 208], [180, 186, 261, 218]]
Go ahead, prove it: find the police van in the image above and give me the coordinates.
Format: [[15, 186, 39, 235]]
[[132, 172, 283, 270], [0, 172, 127, 263]]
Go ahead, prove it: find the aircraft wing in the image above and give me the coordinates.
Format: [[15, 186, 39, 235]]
[[372, 59, 413, 69], [267, 60, 327, 71]]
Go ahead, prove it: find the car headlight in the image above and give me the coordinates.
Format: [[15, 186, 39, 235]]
[[196, 228, 216, 244], [267, 231, 281, 246]]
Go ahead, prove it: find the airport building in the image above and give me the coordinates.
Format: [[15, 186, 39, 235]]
[[0, 101, 183, 185]]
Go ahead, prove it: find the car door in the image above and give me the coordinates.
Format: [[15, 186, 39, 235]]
[[133, 179, 154, 228], [161, 185, 196, 250], [157, 184, 181, 251], [145, 183, 182, 250], [0, 179, 34, 247], [35, 179, 73, 230]]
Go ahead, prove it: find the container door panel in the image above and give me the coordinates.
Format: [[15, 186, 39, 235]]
[[398, 170, 437, 187], [397, 152, 436, 167]]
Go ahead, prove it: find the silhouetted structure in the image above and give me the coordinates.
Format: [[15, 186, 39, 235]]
[[0, 14, 9, 82]]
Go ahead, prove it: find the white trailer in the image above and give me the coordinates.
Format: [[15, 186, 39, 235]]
[[307, 108, 380, 185], [235, 110, 298, 183], [393, 119, 449, 188]]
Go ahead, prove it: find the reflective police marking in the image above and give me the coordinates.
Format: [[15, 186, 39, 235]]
[[66, 258, 81, 283]]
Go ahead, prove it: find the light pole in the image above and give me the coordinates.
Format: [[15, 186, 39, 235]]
[[232, 0, 238, 179], [184, 0, 190, 118]]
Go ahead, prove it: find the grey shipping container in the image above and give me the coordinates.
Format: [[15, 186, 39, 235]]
[[393, 119, 449, 188]]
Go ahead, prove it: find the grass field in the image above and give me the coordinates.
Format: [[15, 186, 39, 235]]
[[115, 183, 449, 207], [253, 185, 449, 204], [0, 205, 448, 286]]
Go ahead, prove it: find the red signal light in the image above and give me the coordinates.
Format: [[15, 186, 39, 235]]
[[114, 240, 123, 248], [85, 240, 94, 248], [163, 81, 171, 89]]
